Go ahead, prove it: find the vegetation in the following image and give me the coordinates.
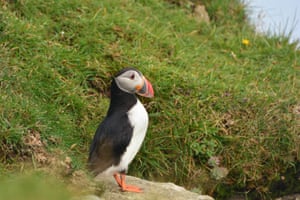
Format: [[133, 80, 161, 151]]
[[0, 172, 71, 200], [0, 0, 299, 199]]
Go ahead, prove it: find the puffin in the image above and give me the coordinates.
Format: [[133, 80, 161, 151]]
[[88, 67, 154, 193]]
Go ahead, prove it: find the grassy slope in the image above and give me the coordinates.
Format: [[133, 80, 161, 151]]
[[0, 0, 299, 198]]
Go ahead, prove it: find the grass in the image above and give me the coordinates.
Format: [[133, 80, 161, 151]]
[[0, 172, 71, 200], [0, 0, 299, 199]]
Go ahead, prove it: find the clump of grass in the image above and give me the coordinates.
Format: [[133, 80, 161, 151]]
[[0, 0, 299, 199]]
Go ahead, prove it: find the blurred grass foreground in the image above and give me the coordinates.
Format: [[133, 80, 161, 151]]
[[0, 0, 299, 199], [0, 173, 71, 200]]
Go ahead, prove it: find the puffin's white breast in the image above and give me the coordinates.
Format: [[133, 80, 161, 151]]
[[101, 99, 148, 175], [122, 99, 148, 167]]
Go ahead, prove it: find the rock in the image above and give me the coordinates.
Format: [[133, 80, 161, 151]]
[[192, 4, 210, 24], [275, 194, 300, 200], [94, 175, 214, 200], [72, 195, 102, 200]]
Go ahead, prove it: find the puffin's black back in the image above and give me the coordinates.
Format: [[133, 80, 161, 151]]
[[88, 78, 138, 175]]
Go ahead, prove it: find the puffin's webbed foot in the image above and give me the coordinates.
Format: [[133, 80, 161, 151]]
[[113, 173, 143, 193]]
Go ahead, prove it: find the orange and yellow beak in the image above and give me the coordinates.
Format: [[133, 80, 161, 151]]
[[136, 76, 154, 98]]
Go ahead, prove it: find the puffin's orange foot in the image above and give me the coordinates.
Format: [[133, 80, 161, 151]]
[[113, 173, 143, 193], [121, 184, 143, 193]]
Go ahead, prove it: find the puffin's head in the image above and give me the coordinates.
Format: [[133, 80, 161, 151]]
[[114, 67, 154, 98]]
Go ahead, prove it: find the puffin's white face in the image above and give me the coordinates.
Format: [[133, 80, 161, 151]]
[[114, 69, 154, 98]]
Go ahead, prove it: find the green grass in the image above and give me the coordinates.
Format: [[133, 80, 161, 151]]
[[0, 172, 71, 200], [0, 0, 299, 199]]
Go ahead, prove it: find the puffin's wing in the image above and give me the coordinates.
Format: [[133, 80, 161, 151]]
[[88, 133, 116, 175], [88, 113, 133, 175]]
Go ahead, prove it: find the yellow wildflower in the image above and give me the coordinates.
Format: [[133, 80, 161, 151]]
[[242, 39, 250, 46]]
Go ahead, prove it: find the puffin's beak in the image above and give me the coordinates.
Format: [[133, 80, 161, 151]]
[[137, 76, 154, 98]]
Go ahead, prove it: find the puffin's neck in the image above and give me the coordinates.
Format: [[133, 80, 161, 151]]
[[107, 79, 138, 115]]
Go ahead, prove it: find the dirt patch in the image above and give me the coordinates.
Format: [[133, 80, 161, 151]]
[[22, 130, 49, 164], [21, 130, 72, 172], [0, 130, 96, 196], [0, 139, 16, 163], [164, 0, 210, 23]]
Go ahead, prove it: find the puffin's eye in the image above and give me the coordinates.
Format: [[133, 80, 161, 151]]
[[130, 74, 135, 80]]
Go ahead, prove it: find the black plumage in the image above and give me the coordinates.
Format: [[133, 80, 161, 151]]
[[88, 78, 136, 175]]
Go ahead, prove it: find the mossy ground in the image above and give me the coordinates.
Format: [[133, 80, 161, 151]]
[[0, 0, 299, 199]]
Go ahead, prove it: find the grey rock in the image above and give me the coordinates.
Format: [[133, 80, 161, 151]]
[[275, 194, 300, 200], [192, 4, 210, 23], [95, 175, 214, 200], [72, 195, 102, 200]]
